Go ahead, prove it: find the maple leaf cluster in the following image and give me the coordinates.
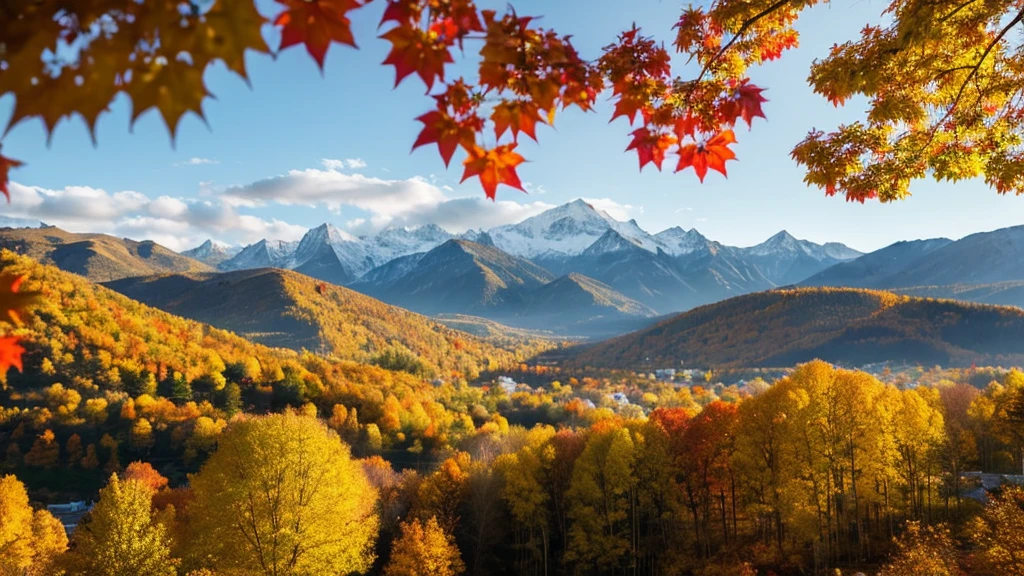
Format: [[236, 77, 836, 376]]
[[389, 0, 805, 197], [0, 0, 809, 201]]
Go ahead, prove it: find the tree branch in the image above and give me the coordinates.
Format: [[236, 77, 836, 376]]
[[689, 0, 793, 90]]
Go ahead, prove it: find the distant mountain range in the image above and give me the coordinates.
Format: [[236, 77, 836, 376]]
[[802, 226, 1024, 308], [177, 199, 868, 335], [6, 199, 1024, 340], [560, 288, 1024, 369]]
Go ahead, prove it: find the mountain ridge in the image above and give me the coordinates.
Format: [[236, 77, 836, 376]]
[[561, 287, 1024, 369]]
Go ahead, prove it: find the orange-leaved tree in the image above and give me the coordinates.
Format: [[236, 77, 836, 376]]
[[4, 0, 1024, 203]]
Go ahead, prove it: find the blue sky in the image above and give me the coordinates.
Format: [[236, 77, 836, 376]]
[[2, 0, 1022, 252]]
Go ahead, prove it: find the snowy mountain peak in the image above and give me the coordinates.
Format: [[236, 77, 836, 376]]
[[745, 230, 862, 262], [747, 230, 808, 257], [219, 238, 297, 271], [489, 200, 659, 259], [307, 222, 359, 245], [655, 226, 709, 256], [181, 239, 242, 266], [582, 229, 644, 257]]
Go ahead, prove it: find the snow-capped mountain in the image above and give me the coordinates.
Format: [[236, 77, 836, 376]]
[[182, 239, 242, 267], [208, 201, 863, 309], [488, 199, 661, 259], [654, 227, 710, 256], [286, 223, 373, 284], [365, 224, 453, 264], [220, 239, 298, 271], [213, 223, 453, 284], [743, 230, 860, 261], [741, 231, 863, 286]]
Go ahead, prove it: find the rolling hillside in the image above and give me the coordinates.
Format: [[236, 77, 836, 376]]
[[105, 268, 540, 378], [0, 251, 432, 406], [0, 226, 212, 281], [563, 287, 1024, 369]]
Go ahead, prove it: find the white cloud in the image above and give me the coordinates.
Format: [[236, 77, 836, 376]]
[[224, 166, 552, 235], [524, 182, 548, 195], [5, 182, 305, 251], [674, 206, 693, 214], [581, 197, 643, 221], [320, 158, 368, 171], [175, 157, 219, 166]]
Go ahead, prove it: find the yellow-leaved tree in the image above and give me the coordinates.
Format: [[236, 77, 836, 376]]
[[385, 516, 465, 576], [185, 412, 378, 575], [62, 474, 177, 576], [0, 474, 67, 576]]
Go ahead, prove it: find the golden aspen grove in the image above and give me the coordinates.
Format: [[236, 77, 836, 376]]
[[2, 0, 1024, 575]]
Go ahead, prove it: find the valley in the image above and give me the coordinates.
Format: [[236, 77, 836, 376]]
[[2, 201, 1024, 576]]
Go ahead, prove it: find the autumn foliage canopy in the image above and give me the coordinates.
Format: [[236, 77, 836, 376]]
[[1, 0, 1024, 203]]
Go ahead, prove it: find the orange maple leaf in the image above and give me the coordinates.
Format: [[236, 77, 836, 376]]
[[626, 128, 674, 171], [0, 336, 25, 374], [610, 91, 648, 125], [0, 273, 40, 326], [381, 25, 454, 90], [461, 145, 526, 200], [0, 152, 23, 203], [275, 0, 362, 70], [412, 110, 476, 167], [492, 101, 542, 142], [675, 130, 737, 182]]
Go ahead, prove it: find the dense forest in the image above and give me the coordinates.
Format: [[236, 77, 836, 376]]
[[4, 361, 1024, 575]]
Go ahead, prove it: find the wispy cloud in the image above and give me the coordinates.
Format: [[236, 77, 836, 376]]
[[5, 182, 305, 251], [320, 158, 368, 171], [174, 157, 219, 166]]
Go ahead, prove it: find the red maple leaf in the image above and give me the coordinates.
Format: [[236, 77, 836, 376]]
[[461, 145, 526, 200], [735, 82, 768, 128], [412, 110, 476, 167], [0, 152, 23, 203], [275, 0, 363, 69], [0, 336, 25, 374], [381, 25, 454, 90], [626, 127, 674, 171], [675, 130, 737, 182], [492, 101, 542, 142], [673, 113, 701, 140], [379, 0, 420, 27], [610, 92, 648, 125]]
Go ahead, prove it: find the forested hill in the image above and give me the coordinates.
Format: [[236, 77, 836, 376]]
[[564, 287, 1024, 369], [105, 268, 546, 379], [0, 251, 432, 398], [0, 226, 212, 281]]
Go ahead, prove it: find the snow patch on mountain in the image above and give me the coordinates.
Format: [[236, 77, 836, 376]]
[[489, 198, 661, 258]]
